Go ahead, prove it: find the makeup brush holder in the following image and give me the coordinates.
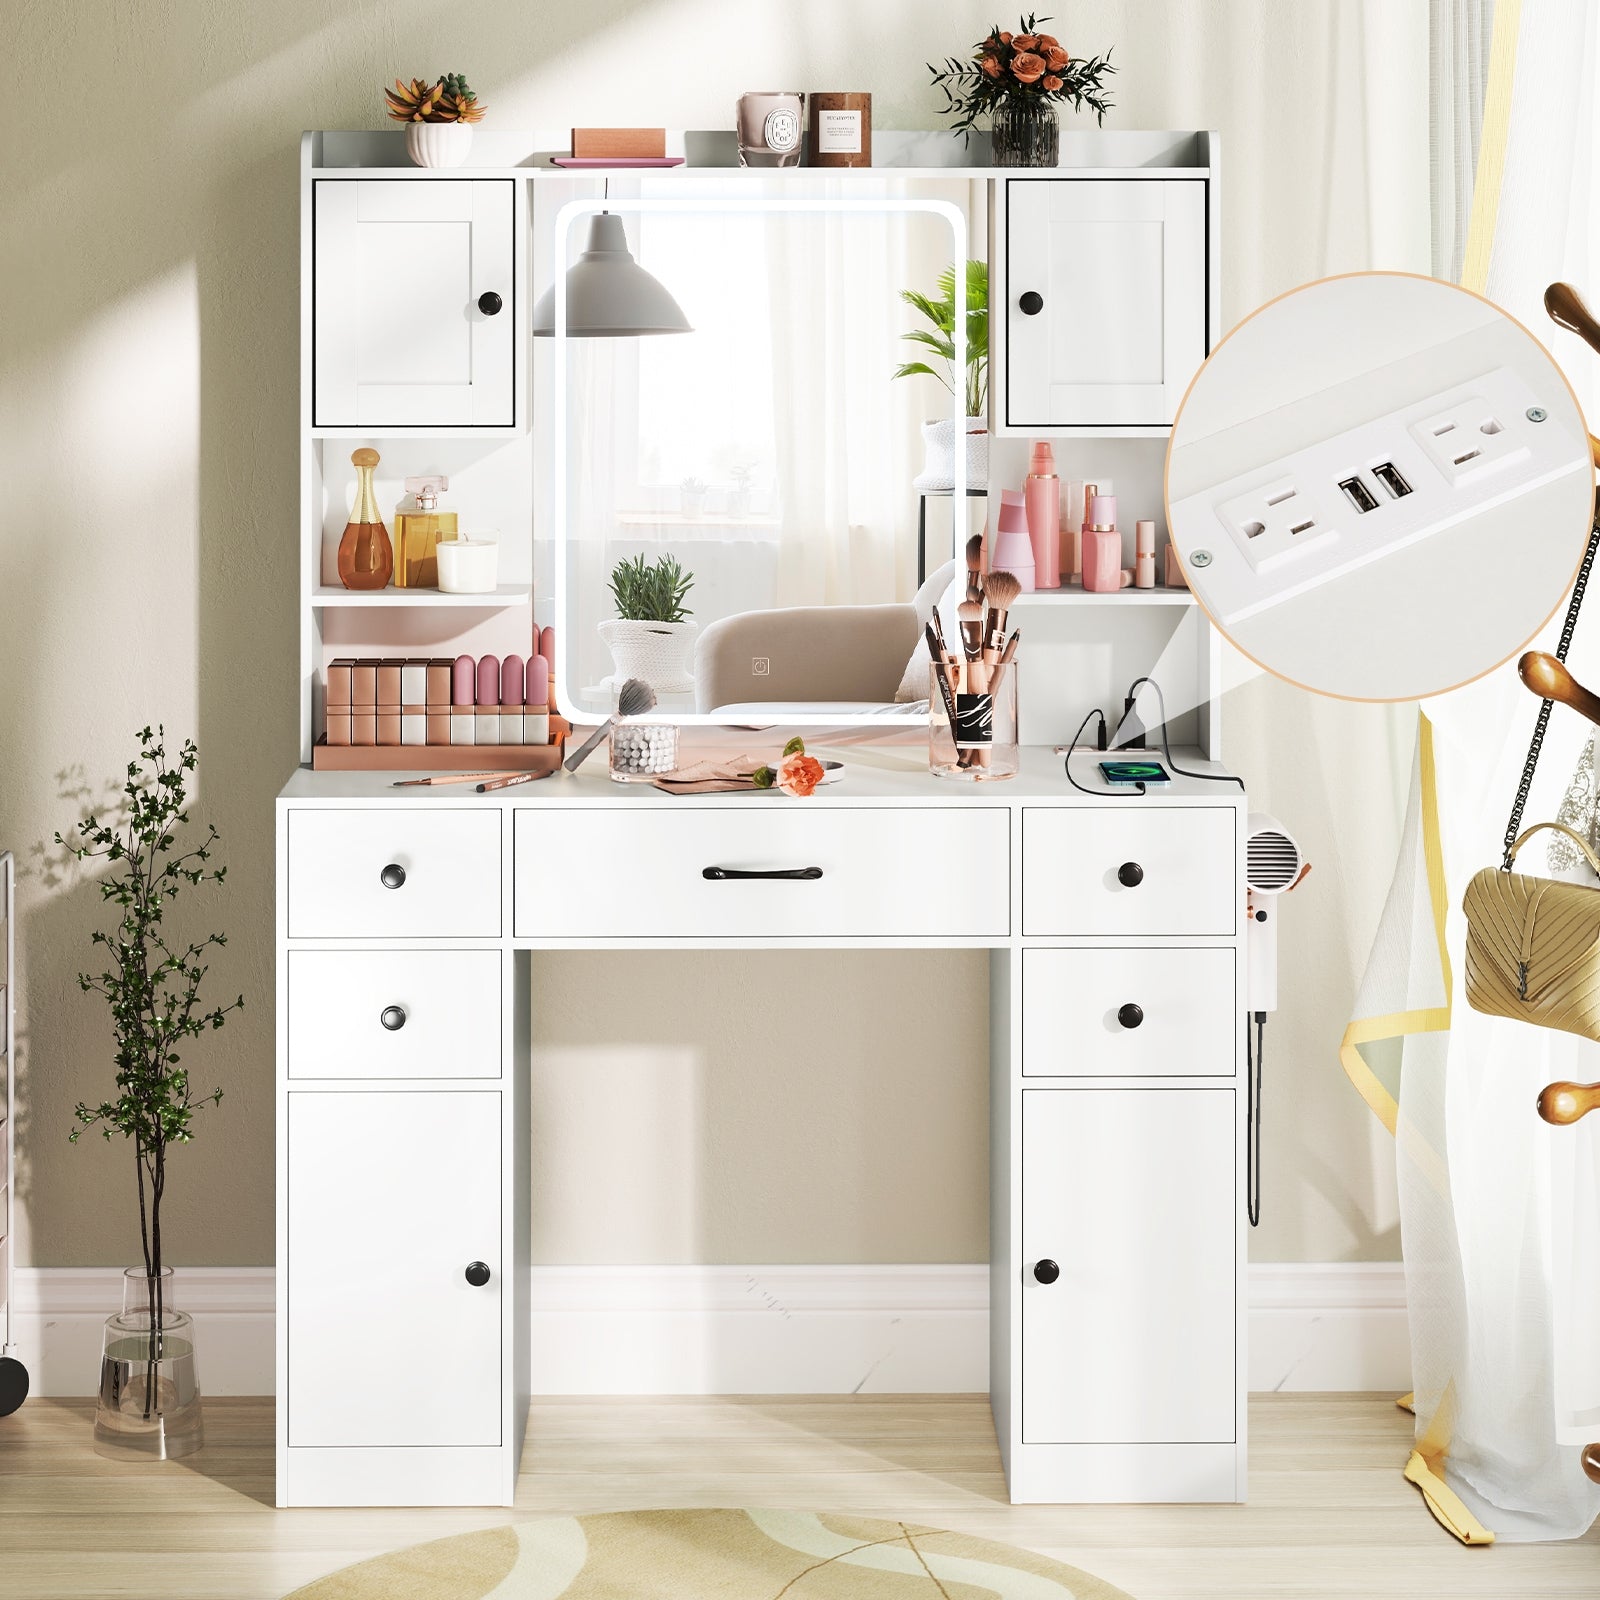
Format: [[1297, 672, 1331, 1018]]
[[929, 663, 1018, 781]]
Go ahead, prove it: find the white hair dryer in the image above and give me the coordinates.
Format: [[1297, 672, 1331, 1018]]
[[1246, 814, 1309, 1012]]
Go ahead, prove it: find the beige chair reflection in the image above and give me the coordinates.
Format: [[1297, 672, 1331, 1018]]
[[693, 561, 954, 715]]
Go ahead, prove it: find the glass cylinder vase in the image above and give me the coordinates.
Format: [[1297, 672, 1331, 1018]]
[[989, 97, 1060, 167], [929, 661, 1019, 781], [94, 1267, 204, 1460]]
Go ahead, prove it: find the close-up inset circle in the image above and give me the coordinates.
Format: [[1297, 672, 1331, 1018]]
[[1165, 272, 1593, 701]]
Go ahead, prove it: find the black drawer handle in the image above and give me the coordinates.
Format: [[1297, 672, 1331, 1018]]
[[1018, 290, 1044, 316], [380, 1005, 407, 1032], [477, 290, 503, 316], [380, 862, 407, 890], [702, 866, 824, 881], [1117, 1002, 1144, 1030], [464, 1261, 491, 1287], [1116, 861, 1143, 888], [1033, 1258, 1060, 1285]]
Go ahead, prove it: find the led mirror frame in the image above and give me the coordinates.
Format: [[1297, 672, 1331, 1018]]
[[551, 192, 969, 727]]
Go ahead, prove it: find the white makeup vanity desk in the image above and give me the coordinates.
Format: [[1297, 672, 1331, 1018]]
[[278, 128, 1244, 1511]]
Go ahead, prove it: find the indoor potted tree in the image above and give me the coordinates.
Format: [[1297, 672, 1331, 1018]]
[[600, 553, 698, 694], [384, 72, 488, 167], [896, 259, 991, 491], [928, 14, 1115, 167], [59, 727, 242, 1460]]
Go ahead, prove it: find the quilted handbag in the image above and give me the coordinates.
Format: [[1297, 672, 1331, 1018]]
[[1464, 822, 1600, 1039]]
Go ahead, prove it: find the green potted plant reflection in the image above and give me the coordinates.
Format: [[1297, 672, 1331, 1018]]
[[60, 727, 242, 1460], [601, 552, 698, 694], [895, 259, 991, 491]]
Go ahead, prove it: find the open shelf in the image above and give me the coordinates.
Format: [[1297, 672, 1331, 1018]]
[[311, 584, 532, 609]]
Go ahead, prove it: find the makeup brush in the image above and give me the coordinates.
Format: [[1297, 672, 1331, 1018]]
[[981, 569, 1021, 654], [957, 599, 986, 661], [966, 533, 985, 605], [925, 622, 963, 738], [563, 677, 657, 772]]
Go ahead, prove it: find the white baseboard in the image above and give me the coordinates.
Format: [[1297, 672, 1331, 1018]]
[[12, 1262, 1410, 1398]]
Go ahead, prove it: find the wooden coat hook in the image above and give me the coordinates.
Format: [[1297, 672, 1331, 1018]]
[[1547, 283, 1600, 357], [1584, 1441, 1600, 1485], [1518, 652, 1600, 729], [1537, 1080, 1600, 1125]]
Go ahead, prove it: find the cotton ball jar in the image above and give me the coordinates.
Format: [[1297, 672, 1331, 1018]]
[[608, 720, 680, 782]]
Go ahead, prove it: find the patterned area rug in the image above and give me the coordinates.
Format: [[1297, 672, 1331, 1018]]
[[283, 1508, 1136, 1598]]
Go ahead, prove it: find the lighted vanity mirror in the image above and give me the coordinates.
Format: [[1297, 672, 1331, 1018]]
[[542, 177, 979, 726]]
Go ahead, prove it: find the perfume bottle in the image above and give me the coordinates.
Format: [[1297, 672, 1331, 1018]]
[[393, 475, 458, 589], [337, 448, 393, 591], [989, 490, 1036, 591]]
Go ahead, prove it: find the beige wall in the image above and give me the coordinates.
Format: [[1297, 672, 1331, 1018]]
[[3, 0, 1426, 1269]]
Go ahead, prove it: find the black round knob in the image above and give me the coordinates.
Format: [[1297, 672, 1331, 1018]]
[[380, 1005, 407, 1032], [465, 1261, 491, 1287], [1033, 1258, 1060, 1285], [1117, 861, 1144, 888], [1255, 908, 1268, 922], [477, 291, 503, 316], [380, 862, 406, 890], [1018, 290, 1044, 316], [1117, 1002, 1144, 1030]]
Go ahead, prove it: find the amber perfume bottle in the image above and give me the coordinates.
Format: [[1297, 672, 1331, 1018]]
[[393, 475, 458, 589], [337, 448, 393, 590]]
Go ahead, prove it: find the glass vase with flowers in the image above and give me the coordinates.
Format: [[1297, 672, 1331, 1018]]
[[928, 13, 1116, 167]]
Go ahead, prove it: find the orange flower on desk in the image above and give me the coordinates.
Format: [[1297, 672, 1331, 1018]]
[[777, 752, 825, 797], [1012, 32, 1039, 50], [1042, 75, 1063, 90], [1010, 50, 1047, 84], [1044, 44, 1069, 70], [980, 52, 1003, 77]]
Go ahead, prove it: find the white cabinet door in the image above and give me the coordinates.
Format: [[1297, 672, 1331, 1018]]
[[1004, 179, 1206, 428], [287, 1091, 501, 1447], [313, 180, 515, 427], [1022, 1088, 1235, 1444]]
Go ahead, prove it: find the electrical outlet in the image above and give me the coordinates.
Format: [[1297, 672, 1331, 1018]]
[[1171, 365, 1584, 625], [1409, 396, 1531, 487]]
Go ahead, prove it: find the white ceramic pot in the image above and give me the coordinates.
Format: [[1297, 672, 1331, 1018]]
[[913, 417, 989, 491], [406, 122, 473, 169], [598, 619, 698, 694]]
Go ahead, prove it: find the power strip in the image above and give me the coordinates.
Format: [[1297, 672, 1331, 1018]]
[[1170, 366, 1586, 625]]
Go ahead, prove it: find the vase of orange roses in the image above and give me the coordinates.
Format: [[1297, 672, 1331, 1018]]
[[928, 15, 1115, 167]]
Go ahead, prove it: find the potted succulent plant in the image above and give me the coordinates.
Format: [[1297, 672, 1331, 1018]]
[[895, 259, 990, 490], [384, 72, 488, 168], [929, 14, 1115, 167], [59, 728, 242, 1460], [600, 553, 698, 693]]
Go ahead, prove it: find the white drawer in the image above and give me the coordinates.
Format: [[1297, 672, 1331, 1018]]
[[287, 809, 501, 938], [288, 950, 501, 1080], [515, 806, 1009, 940], [1022, 948, 1236, 1077], [1023, 806, 1237, 937]]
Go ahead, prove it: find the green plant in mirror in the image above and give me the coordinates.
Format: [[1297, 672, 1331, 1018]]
[[893, 258, 989, 419], [608, 552, 695, 623], [59, 727, 241, 1407]]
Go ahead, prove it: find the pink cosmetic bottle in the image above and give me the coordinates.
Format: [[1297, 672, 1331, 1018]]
[[1081, 494, 1123, 593], [1025, 441, 1061, 589], [989, 489, 1036, 591]]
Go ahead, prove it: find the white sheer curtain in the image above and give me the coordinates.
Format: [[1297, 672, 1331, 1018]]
[[1345, 0, 1600, 1542]]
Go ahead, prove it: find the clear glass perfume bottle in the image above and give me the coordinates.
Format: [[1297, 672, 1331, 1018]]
[[393, 475, 459, 589], [337, 448, 393, 590]]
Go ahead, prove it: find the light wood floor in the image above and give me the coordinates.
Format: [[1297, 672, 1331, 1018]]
[[1, 1395, 1595, 1598]]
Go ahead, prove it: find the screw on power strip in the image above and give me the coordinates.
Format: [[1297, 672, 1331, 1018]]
[[1170, 365, 1584, 626]]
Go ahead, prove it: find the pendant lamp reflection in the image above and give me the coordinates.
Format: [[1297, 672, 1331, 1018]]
[[531, 212, 692, 338]]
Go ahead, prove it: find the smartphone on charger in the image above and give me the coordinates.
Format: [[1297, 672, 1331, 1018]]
[[1099, 760, 1170, 785]]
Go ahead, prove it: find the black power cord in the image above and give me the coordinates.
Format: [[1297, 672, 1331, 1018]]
[[1246, 1010, 1266, 1228], [1062, 677, 1247, 795]]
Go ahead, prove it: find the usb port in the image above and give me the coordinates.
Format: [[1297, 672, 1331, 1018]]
[[1339, 476, 1379, 514], [1372, 461, 1412, 499]]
